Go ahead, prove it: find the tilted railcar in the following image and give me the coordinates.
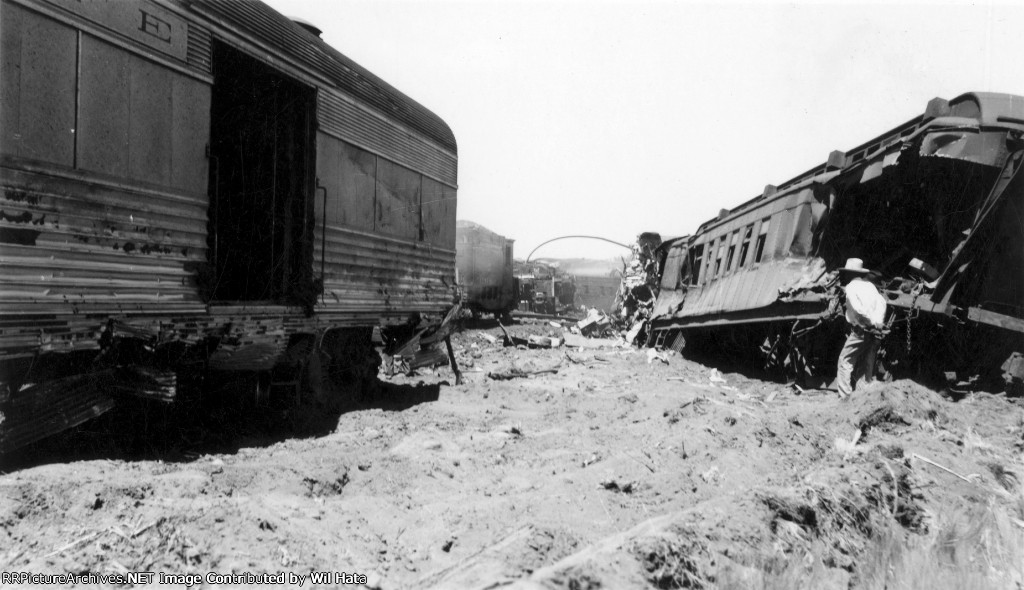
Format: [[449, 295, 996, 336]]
[[455, 220, 515, 319], [650, 92, 1024, 388], [0, 0, 458, 452]]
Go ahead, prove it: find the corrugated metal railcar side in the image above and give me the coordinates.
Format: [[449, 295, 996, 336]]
[[1, 0, 214, 358], [0, 0, 459, 452], [190, 0, 459, 324]]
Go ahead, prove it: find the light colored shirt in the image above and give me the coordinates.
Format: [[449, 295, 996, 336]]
[[844, 278, 886, 329]]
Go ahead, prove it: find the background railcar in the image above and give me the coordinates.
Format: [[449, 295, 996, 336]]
[[455, 220, 515, 319], [0, 0, 458, 452], [650, 92, 1024, 389]]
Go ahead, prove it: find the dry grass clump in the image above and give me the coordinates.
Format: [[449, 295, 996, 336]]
[[717, 449, 1023, 590], [856, 499, 1023, 590], [721, 482, 1024, 590], [631, 533, 709, 589], [715, 501, 1022, 590]]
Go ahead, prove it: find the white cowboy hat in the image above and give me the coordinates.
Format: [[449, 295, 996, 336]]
[[839, 258, 870, 274]]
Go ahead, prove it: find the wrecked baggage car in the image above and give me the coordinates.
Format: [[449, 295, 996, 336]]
[[0, 0, 458, 452], [648, 92, 1024, 390], [455, 221, 516, 320]]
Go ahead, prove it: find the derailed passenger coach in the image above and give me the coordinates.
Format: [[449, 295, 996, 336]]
[[649, 93, 1024, 390], [0, 0, 458, 452]]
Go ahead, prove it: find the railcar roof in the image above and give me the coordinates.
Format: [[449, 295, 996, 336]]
[[693, 91, 1024, 234], [188, 0, 457, 153]]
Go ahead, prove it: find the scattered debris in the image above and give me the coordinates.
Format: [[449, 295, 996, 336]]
[[487, 364, 561, 381], [577, 308, 613, 337], [700, 466, 720, 485], [563, 333, 620, 349], [303, 470, 350, 498], [646, 349, 671, 365], [7, 314, 1023, 590], [494, 319, 530, 347], [564, 352, 586, 365], [599, 477, 636, 493], [528, 335, 562, 349], [630, 452, 656, 473], [43, 531, 104, 559], [612, 233, 662, 345], [676, 440, 688, 459], [625, 322, 645, 346], [834, 429, 864, 460], [911, 453, 981, 484]]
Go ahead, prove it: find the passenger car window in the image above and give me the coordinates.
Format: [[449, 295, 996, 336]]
[[738, 224, 754, 267], [754, 218, 771, 263]]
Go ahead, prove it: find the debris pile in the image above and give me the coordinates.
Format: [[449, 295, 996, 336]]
[[575, 308, 613, 338], [613, 232, 663, 345]]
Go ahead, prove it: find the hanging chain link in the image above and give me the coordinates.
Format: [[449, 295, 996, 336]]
[[906, 285, 922, 354], [906, 309, 912, 354]]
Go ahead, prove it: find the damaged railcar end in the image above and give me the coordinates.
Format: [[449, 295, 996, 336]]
[[455, 220, 516, 320], [0, 0, 458, 453], [649, 92, 1024, 390]]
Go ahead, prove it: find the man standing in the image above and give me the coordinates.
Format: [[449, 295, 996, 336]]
[[836, 258, 888, 398]]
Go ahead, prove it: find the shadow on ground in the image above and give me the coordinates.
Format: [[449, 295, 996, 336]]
[[1, 376, 444, 473]]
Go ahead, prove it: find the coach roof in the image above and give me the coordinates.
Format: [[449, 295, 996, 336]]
[[190, 0, 457, 154]]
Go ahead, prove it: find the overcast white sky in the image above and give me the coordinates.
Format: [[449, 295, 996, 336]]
[[264, 0, 1024, 260]]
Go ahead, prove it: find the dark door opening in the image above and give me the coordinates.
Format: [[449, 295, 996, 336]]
[[207, 42, 315, 304]]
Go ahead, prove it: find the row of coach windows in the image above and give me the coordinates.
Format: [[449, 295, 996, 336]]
[[690, 217, 771, 285]]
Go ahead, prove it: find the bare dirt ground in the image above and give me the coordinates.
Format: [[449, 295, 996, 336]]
[[2, 319, 1023, 589]]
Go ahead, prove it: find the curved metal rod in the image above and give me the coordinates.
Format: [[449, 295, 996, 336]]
[[525, 235, 632, 262]]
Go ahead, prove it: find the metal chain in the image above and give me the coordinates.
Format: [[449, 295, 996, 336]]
[[906, 285, 921, 354], [906, 309, 912, 354]]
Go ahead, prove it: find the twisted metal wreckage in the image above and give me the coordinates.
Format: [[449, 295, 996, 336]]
[[637, 93, 1024, 391]]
